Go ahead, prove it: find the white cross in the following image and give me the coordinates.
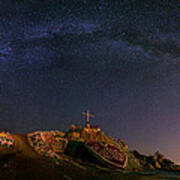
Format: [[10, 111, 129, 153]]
[[82, 110, 95, 125]]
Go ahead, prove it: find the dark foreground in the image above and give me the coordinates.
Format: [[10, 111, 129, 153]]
[[0, 134, 180, 180]]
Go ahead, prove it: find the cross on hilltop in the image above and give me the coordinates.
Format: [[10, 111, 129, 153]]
[[82, 110, 95, 128]]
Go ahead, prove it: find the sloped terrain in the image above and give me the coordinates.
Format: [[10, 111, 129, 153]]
[[65, 126, 128, 168], [0, 134, 67, 180], [130, 150, 180, 171], [0, 129, 180, 180], [64, 126, 180, 172]]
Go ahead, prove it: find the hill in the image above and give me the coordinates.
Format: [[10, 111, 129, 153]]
[[64, 125, 180, 172], [0, 127, 179, 180]]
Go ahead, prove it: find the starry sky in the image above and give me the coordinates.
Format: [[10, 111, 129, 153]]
[[0, 0, 180, 162]]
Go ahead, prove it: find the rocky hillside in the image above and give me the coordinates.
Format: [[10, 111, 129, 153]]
[[129, 150, 180, 171], [0, 127, 180, 179], [64, 125, 180, 172]]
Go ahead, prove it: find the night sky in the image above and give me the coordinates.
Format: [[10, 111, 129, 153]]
[[0, 0, 180, 162]]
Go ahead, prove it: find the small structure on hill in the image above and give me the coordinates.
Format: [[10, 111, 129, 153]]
[[82, 110, 100, 132]]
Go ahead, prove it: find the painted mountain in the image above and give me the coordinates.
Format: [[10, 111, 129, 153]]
[[0, 125, 180, 180]]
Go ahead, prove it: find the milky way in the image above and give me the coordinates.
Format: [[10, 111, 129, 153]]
[[0, 0, 180, 162]]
